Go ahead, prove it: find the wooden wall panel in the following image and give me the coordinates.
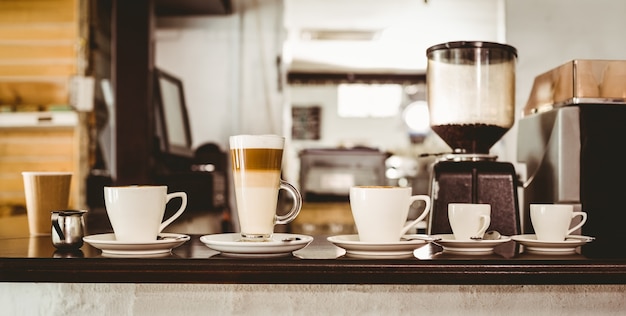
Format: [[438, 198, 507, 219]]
[[0, 0, 85, 213], [0, 64, 76, 77], [0, 0, 78, 109], [0, 126, 77, 206], [0, 0, 76, 24], [0, 128, 74, 156], [0, 44, 75, 59], [0, 81, 68, 105], [0, 24, 77, 41]]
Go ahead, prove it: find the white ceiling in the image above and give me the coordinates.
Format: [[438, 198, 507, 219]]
[[283, 0, 506, 73]]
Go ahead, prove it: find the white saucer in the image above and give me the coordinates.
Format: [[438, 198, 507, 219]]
[[83, 233, 190, 255], [432, 234, 512, 255], [199, 233, 313, 258], [511, 234, 594, 255], [326, 234, 430, 259], [101, 252, 175, 258]]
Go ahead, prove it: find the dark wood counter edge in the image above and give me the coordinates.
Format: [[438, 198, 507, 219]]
[[2, 258, 626, 285]]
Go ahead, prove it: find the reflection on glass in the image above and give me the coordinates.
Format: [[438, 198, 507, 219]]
[[403, 100, 430, 135]]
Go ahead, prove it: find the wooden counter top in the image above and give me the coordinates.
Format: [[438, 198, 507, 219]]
[[1, 215, 626, 285]]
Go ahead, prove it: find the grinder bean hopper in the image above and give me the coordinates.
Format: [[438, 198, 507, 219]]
[[426, 41, 521, 237]]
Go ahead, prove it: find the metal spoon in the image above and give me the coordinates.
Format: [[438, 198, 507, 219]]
[[281, 237, 302, 242], [401, 235, 441, 242], [470, 230, 501, 241], [401, 235, 444, 248], [157, 235, 188, 241], [565, 235, 595, 242]]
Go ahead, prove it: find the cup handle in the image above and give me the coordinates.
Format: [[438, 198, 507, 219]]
[[399, 195, 431, 236], [275, 180, 302, 225], [476, 215, 491, 237], [567, 211, 587, 235], [159, 192, 188, 233]]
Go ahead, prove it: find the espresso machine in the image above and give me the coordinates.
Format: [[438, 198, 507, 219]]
[[518, 60, 626, 258], [426, 41, 521, 237]]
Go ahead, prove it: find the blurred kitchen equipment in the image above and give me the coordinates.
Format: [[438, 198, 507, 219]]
[[294, 147, 389, 235], [517, 59, 626, 258], [299, 147, 388, 201], [426, 41, 520, 237], [157, 142, 231, 232], [51, 210, 87, 249]]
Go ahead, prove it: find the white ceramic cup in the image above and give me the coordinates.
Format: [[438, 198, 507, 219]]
[[530, 204, 587, 241], [230, 135, 302, 241], [448, 203, 491, 240], [349, 186, 431, 243], [104, 185, 187, 242]]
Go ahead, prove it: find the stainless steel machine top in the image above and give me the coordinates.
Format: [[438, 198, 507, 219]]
[[523, 59, 626, 116]]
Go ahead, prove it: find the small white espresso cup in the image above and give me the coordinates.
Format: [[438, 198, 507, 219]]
[[448, 203, 491, 240], [530, 204, 587, 241], [104, 185, 187, 242], [349, 186, 430, 243]]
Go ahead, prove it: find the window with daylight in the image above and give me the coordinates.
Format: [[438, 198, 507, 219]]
[[337, 84, 402, 118]]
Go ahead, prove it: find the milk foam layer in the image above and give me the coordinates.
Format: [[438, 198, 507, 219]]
[[229, 135, 284, 149]]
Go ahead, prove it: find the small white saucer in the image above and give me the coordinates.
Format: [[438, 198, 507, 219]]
[[199, 233, 313, 258], [432, 234, 512, 255], [327, 234, 430, 259], [101, 252, 175, 258], [83, 233, 190, 255], [511, 234, 594, 255]]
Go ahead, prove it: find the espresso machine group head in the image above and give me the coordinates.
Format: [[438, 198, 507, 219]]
[[426, 41, 521, 237]]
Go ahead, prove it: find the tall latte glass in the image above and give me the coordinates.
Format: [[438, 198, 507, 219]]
[[230, 135, 302, 241]]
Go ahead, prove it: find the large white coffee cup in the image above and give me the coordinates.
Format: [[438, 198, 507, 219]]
[[530, 204, 587, 241], [104, 186, 187, 242], [230, 135, 302, 241], [448, 203, 491, 240], [349, 186, 431, 243]]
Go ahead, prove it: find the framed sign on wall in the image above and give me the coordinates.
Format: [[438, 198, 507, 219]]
[[292, 106, 321, 140]]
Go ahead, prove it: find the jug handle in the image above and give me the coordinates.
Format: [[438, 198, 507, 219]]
[[51, 212, 65, 240]]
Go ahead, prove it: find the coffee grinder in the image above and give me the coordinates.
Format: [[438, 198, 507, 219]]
[[426, 41, 521, 237]]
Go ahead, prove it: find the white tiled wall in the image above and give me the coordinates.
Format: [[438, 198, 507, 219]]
[[2, 283, 625, 315]]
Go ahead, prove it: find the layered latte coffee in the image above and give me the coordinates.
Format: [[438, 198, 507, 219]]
[[229, 135, 301, 241]]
